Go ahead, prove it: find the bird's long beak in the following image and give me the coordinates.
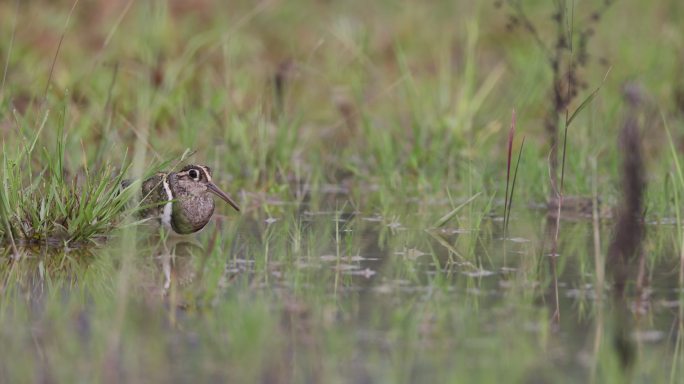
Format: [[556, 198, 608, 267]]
[[207, 182, 241, 212]]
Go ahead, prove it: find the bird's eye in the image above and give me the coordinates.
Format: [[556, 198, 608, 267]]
[[189, 169, 200, 180]]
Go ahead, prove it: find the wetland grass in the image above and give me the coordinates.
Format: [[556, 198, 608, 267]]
[[499, 0, 614, 195], [1, 0, 684, 382], [0, 123, 134, 250]]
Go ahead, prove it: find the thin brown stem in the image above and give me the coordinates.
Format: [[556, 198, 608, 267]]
[[44, 0, 81, 99]]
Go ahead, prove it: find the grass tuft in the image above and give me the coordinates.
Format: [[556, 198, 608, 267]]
[[0, 121, 134, 249]]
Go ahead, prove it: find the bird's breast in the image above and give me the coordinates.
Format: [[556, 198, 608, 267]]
[[171, 196, 215, 234]]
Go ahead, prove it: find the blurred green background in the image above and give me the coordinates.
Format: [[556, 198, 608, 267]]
[[1, 1, 684, 382]]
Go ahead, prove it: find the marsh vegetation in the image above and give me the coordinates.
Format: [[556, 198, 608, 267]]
[[1, 0, 684, 382]]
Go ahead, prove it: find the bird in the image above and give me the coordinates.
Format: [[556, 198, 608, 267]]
[[135, 164, 240, 235]]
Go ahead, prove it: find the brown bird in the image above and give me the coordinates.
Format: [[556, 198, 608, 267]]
[[137, 164, 240, 234]]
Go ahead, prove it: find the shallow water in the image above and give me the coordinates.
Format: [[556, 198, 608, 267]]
[[1, 206, 683, 383]]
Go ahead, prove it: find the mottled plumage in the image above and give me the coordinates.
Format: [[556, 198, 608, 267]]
[[137, 165, 240, 234], [139, 173, 168, 220]]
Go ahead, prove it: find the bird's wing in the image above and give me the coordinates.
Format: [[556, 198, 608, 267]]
[[139, 173, 168, 219]]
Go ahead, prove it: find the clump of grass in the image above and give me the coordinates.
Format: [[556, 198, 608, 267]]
[[0, 117, 134, 249]]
